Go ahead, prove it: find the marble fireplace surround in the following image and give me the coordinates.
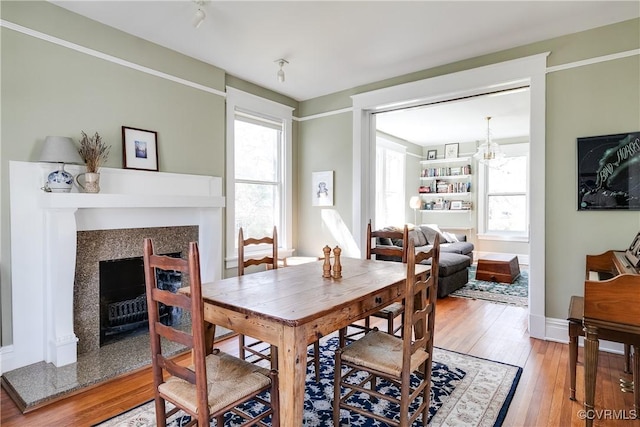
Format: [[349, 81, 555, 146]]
[[5, 161, 225, 373]]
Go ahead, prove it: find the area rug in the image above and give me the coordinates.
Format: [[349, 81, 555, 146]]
[[450, 266, 528, 307], [96, 337, 521, 427]]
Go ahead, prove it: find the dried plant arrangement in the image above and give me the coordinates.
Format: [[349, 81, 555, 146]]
[[78, 131, 110, 173]]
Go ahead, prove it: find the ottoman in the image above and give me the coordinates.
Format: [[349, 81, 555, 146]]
[[420, 252, 471, 298]]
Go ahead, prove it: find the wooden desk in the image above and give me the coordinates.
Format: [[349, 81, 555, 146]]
[[196, 257, 428, 426]]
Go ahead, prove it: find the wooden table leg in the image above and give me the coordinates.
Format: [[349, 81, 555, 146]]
[[584, 324, 599, 427], [278, 327, 309, 426]]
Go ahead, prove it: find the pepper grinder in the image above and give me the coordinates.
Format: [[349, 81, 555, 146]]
[[322, 245, 332, 278], [333, 246, 342, 279]]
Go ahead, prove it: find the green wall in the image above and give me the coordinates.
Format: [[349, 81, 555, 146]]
[[0, 1, 297, 345], [297, 18, 640, 320]]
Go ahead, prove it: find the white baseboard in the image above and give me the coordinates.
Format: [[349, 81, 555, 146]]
[[545, 317, 624, 354], [0, 345, 15, 375]]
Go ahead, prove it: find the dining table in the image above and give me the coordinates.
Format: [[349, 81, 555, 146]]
[[191, 256, 429, 426]]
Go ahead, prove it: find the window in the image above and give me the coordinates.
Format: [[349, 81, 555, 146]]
[[375, 138, 406, 229], [478, 143, 529, 239], [226, 87, 293, 267]]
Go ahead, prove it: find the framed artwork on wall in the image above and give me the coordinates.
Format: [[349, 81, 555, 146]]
[[445, 143, 459, 159], [427, 150, 437, 160], [577, 131, 639, 211], [312, 171, 333, 206], [122, 126, 159, 171]]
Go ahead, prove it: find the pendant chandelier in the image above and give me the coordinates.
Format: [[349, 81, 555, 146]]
[[474, 116, 505, 166]]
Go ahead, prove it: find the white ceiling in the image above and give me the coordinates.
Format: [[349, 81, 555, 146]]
[[48, 1, 637, 147], [50, 1, 639, 102], [375, 87, 531, 146]]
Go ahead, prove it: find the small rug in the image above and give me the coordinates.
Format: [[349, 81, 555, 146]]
[[96, 337, 521, 427], [450, 266, 528, 307]]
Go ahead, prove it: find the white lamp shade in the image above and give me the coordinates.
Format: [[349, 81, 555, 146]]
[[39, 136, 83, 165], [409, 196, 421, 209]]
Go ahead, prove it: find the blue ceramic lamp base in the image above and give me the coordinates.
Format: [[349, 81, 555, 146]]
[[47, 163, 74, 193]]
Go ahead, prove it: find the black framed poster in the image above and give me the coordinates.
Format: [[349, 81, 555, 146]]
[[577, 131, 640, 211]]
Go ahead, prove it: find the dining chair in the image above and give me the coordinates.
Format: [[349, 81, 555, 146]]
[[367, 221, 409, 336], [333, 236, 439, 427], [238, 226, 279, 369], [340, 221, 408, 345], [143, 238, 279, 427], [238, 226, 321, 381]]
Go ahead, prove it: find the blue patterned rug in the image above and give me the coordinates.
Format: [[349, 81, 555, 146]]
[[96, 337, 521, 427], [450, 266, 529, 307]]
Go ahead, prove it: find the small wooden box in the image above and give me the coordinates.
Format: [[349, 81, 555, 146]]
[[476, 254, 520, 284]]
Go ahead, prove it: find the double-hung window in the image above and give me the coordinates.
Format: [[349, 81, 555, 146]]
[[226, 87, 293, 268], [375, 137, 406, 229], [477, 142, 529, 240]]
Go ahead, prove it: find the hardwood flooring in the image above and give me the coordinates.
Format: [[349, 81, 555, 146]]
[[2, 296, 637, 426]]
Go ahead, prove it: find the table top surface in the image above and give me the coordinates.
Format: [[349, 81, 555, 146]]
[[198, 258, 428, 326]]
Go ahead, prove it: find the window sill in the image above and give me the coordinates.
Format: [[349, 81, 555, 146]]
[[477, 234, 529, 243]]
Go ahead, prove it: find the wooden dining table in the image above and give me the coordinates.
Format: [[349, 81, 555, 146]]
[[193, 257, 429, 426]]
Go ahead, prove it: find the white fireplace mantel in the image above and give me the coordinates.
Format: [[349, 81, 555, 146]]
[[4, 161, 225, 373]]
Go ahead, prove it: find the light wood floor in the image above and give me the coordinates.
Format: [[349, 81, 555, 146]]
[[1, 296, 637, 427]]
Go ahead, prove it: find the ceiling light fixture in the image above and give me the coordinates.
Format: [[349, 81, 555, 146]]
[[276, 59, 288, 83], [193, 0, 206, 29], [473, 116, 505, 167]]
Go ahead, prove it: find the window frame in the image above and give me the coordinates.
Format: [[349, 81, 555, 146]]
[[225, 87, 293, 269], [477, 142, 530, 242], [375, 137, 406, 230]]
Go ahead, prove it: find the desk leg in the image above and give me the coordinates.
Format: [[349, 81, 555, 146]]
[[634, 345, 639, 419], [278, 327, 308, 426], [569, 331, 578, 401], [584, 325, 599, 427]]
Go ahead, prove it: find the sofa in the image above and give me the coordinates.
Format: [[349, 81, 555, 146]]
[[376, 224, 473, 298]]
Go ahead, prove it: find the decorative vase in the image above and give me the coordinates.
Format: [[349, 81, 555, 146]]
[[76, 172, 101, 193]]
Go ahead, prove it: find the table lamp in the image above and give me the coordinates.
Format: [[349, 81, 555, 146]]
[[409, 196, 421, 225], [38, 136, 84, 193]]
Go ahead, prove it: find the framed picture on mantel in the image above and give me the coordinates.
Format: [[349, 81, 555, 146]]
[[122, 126, 159, 171]]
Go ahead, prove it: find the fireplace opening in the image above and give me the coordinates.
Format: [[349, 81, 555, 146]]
[[99, 253, 182, 346]]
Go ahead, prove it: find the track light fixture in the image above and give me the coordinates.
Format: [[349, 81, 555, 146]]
[[276, 59, 289, 83], [193, 0, 206, 29]]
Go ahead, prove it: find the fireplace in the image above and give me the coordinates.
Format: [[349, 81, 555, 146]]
[[75, 227, 197, 354], [99, 252, 181, 346], [5, 161, 225, 373]]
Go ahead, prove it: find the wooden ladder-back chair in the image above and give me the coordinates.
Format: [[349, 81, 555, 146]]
[[340, 221, 409, 344], [368, 221, 410, 336], [238, 226, 279, 369], [143, 238, 279, 427], [238, 226, 321, 381], [333, 236, 439, 427]]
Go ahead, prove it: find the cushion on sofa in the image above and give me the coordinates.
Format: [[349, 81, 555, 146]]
[[408, 228, 428, 247], [419, 252, 470, 277]]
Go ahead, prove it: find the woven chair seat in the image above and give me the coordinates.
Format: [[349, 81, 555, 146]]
[[160, 351, 272, 415], [341, 330, 429, 377], [375, 302, 404, 316]]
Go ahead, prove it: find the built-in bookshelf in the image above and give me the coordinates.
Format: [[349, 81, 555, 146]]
[[418, 156, 473, 212]]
